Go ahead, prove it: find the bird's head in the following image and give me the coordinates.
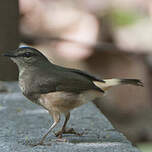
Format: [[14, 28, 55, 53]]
[[3, 47, 50, 70]]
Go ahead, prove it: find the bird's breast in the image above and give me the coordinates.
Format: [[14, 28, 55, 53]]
[[19, 78, 26, 93]]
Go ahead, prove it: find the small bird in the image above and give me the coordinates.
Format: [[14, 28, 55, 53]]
[[3, 47, 143, 145]]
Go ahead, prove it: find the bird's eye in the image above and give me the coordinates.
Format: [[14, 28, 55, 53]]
[[23, 52, 33, 58]]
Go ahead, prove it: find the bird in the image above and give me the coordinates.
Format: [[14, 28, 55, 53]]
[[3, 47, 143, 145]]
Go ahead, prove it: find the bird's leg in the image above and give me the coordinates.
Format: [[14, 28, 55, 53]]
[[55, 112, 82, 139], [55, 112, 70, 138], [33, 111, 60, 146]]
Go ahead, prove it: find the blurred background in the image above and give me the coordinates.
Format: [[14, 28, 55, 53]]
[[0, 0, 152, 151]]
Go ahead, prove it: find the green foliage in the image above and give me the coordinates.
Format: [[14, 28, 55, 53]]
[[137, 143, 152, 152], [110, 9, 142, 27]]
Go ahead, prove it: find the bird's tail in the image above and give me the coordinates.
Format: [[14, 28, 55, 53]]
[[93, 78, 143, 91]]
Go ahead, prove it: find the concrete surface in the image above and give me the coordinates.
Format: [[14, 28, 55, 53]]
[[0, 82, 140, 152]]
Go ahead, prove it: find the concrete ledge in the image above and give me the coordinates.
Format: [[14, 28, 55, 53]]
[[0, 83, 140, 152]]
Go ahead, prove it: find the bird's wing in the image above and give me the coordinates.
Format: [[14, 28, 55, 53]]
[[55, 70, 104, 93], [55, 66, 105, 83], [67, 69, 105, 83], [32, 69, 104, 94]]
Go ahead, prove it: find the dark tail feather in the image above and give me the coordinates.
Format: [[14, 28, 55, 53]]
[[120, 79, 144, 87]]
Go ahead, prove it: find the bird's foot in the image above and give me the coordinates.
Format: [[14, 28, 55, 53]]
[[30, 141, 51, 147], [29, 139, 51, 147], [56, 138, 67, 142], [29, 141, 43, 147], [55, 128, 83, 138]]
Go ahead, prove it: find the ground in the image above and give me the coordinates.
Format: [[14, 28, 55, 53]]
[[0, 82, 140, 152]]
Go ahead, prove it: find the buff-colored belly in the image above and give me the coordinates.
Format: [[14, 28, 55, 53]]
[[38, 90, 103, 113]]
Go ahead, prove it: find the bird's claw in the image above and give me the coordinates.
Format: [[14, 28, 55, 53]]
[[55, 128, 83, 138]]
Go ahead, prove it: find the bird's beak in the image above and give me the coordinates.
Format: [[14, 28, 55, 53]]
[[2, 51, 16, 57]]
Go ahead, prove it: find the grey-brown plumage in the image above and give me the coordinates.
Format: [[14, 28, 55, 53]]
[[3, 47, 143, 145]]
